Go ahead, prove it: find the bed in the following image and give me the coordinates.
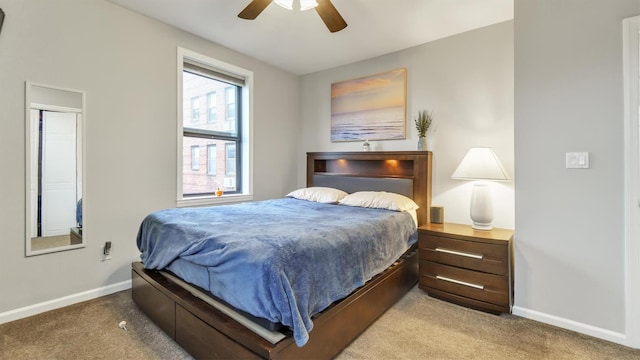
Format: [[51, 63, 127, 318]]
[[131, 151, 432, 359]]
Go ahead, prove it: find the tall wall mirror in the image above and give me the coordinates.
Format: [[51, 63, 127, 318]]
[[25, 82, 86, 256]]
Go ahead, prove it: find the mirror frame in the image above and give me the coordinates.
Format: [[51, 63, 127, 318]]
[[25, 82, 86, 256]]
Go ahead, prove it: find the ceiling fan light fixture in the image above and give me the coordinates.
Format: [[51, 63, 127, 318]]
[[239, 0, 347, 33], [274, 0, 294, 10], [299, 0, 319, 11]]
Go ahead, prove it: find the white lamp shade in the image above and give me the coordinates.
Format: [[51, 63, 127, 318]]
[[452, 147, 510, 230], [451, 147, 510, 181]]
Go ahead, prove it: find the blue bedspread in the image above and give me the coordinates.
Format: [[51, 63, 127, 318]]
[[136, 198, 417, 346]]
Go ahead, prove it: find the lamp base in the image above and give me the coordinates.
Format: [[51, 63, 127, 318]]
[[469, 182, 494, 231], [471, 222, 493, 231]]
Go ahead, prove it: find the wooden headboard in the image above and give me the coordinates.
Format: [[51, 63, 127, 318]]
[[307, 151, 432, 225]]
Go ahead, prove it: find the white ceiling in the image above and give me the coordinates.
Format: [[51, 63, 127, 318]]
[[107, 0, 513, 75]]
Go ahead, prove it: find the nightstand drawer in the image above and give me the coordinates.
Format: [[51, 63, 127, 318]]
[[419, 235, 508, 275], [419, 260, 509, 307]]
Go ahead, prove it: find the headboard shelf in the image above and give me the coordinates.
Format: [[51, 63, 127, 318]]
[[307, 151, 432, 225], [313, 173, 414, 179]]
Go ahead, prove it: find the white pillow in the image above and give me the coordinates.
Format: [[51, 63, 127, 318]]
[[286, 187, 348, 204], [339, 191, 419, 212]]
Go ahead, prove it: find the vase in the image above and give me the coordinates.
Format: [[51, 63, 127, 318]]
[[417, 137, 427, 151]]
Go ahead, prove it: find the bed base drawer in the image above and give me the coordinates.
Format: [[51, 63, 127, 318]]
[[176, 304, 261, 360], [132, 269, 176, 339]]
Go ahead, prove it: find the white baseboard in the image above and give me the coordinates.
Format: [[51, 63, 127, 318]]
[[512, 305, 630, 347], [0, 280, 132, 325]]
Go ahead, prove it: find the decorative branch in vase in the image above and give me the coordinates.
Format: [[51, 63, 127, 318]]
[[414, 110, 433, 151]]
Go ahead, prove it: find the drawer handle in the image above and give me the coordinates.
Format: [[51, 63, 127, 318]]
[[434, 247, 483, 259], [436, 275, 485, 290]]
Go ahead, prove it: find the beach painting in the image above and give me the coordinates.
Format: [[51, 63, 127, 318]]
[[331, 68, 406, 142]]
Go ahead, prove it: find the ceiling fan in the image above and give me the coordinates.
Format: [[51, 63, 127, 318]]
[[238, 0, 348, 33]]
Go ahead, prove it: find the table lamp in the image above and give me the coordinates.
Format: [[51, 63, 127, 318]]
[[451, 147, 510, 230]]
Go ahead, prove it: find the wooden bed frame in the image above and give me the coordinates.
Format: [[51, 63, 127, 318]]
[[132, 151, 432, 359]]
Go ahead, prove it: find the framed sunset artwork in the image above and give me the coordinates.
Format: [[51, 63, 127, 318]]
[[331, 68, 407, 142]]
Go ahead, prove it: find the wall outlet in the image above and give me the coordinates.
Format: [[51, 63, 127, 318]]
[[100, 242, 112, 261]]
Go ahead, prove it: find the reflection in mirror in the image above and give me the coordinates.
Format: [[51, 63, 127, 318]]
[[26, 82, 85, 256]]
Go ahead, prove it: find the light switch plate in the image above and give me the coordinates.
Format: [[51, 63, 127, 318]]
[[566, 152, 590, 169]]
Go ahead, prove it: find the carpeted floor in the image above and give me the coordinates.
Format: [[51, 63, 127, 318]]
[[30, 234, 72, 251], [1, 286, 639, 360]]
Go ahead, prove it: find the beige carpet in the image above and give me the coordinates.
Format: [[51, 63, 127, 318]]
[[30, 234, 71, 251], [1, 287, 639, 360]]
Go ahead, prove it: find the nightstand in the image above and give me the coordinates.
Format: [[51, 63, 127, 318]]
[[418, 223, 513, 314], [70, 227, 82, 245]]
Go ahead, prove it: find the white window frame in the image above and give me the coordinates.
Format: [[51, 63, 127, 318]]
[[176, 47, 253, 207]]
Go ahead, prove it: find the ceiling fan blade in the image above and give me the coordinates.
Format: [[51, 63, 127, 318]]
[[238, 0, 272, 20], [315, 0, 347, 33]]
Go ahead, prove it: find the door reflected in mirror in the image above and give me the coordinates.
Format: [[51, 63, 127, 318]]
[[26, 82, 85, 256]]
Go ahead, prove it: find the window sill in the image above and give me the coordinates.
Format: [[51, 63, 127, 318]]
[[177, 193, 254, 208]]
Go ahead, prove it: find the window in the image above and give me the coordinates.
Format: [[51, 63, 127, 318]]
[[225, 87, 236, 125], [207, 92, 217, 123], [226, 143, 236, 175], [191, 97, 200, 123], [190, 145, 200, 170], [207, 144, 217, 175], [178, 47, 253, 205], [184, 77, 238, 196]]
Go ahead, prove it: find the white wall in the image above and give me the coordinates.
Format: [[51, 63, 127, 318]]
[[299, 21, 515, 230], [514, 0, 638, 344], [0, 0, 299, 314]]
